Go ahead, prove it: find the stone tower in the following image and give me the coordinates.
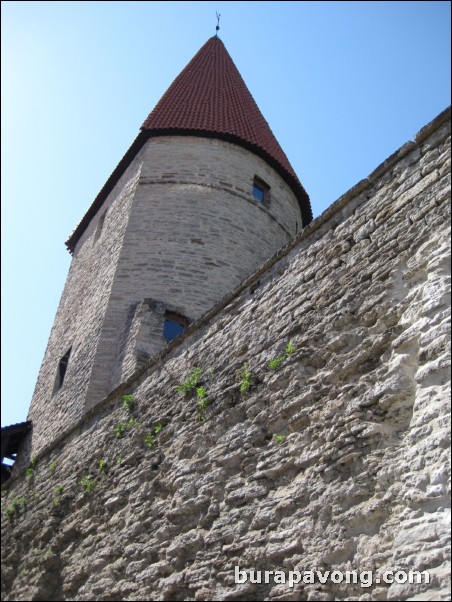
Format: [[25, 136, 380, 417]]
[[26, 36, 312, 454]]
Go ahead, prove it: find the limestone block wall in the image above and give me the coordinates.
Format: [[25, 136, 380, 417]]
[[1, 108, 450, 602], [25, 156, 144, 462]]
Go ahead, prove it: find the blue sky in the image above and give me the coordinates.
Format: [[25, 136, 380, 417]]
[[1, 1, 451, 428]]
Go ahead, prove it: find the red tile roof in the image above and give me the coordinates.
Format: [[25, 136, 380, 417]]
[[66, 37, 311, 253], [141, 36, 311, 223]]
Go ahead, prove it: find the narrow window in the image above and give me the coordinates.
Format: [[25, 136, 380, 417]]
[[53, 347, 72, 394], [163, 312, 189, 342], [252, 176, 270, 206], [94, 210, 107, 242]]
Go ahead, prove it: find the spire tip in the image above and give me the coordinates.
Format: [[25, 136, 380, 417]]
[[215, 12, 221, 37]]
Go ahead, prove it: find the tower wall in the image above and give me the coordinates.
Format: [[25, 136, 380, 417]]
[[27, 136, 302, 454], [26, 154, 144, 456]]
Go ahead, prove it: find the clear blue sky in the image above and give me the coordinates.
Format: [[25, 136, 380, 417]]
[[1, 1, 450, 428]]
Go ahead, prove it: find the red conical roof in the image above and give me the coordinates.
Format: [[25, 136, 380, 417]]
[[141, 37, 311, 223], [66, 37, 311, 253]]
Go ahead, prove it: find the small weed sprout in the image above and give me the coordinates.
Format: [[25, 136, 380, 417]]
[[53, 485, 64, 506], [273, 434, 286, 444], [268, 356, 285, 371], [196, 411, 205, 422], [121, 394, 135, 413], [5, 496, 27, 519], [285, 341, 296, 356], [239, 362, 252, 394], [195, 386, 210, 421], [114, 422, 127, 439], [268, 341, 296, 371], [116, 455, 123, 465], [196, 386, 209, 409], [80, 475, 94, 493], [145, 433, 156, 449], [177, 367, 202, 397], [145, 422, 164, 449], [49, 461, 56, 472], [127, 417, 141, 430], [25, 455, 38, 481], [98, 459, 107, 474], [35, 547, 53, 559], [114, 417, 141, 439]]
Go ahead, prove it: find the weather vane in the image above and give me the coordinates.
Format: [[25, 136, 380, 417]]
[[215, 12, 221, 37]]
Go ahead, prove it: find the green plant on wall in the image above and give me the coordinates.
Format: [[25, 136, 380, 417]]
[[267, 356, 285, 371], [176, 367, 202, 397], [121, 394, 135, 413], [195, 411, 205, 422], [196, 386, 208, 407], [145, 433, 156, 449], [98, 459, 107, 474], [25, 455, 38, 481], [114, 422, 127, 439], [268, 341, 296, 371], [80, 475, 94, 493], [145, 422, 164, 449], [285, 341, 296, 356], [4, 496, 27, 519], [35, 546, 53, 559], [127, 417, 142, 430], [53, 485, 64, 506], [273, 434, 286, 444], [195, 386, 210, 421], [113, 416, 141, 439], [239, 362, 252, 394]]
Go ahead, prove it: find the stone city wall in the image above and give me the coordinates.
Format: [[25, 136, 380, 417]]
[[1, 108, 450, 601]]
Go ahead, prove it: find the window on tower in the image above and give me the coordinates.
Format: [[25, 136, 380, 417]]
[[163, 311, 190, 342], [53, 347, 72, 395], [94, 210, 107, 243], [252, 176, 270, 206]]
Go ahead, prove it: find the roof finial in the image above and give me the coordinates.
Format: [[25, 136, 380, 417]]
[[215, 12, 221, 37]]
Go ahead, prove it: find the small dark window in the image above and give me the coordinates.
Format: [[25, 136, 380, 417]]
[[252, 176, 270, 205], [94, 210, 107, 242], [163, 312, 189, 342], [54, 347, 72, 394]]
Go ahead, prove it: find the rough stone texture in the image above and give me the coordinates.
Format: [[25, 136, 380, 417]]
[[26, 136, 302, 458], [1, 109, 450, 602], [24, 159, 143, 465]]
